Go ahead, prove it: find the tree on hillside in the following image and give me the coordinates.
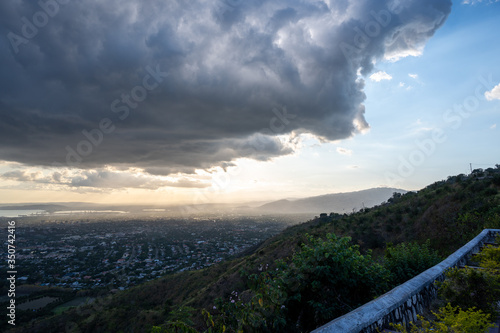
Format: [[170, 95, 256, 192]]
[[207, 233, 392, 332]]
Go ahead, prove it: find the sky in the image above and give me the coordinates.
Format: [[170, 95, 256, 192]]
[[0, 0, 499, 206]]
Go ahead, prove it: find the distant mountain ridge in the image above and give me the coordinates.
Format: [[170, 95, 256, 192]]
[[257, 187, 406, 214]]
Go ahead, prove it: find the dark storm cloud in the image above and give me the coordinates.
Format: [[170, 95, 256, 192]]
[[0, 0, 452, 175]]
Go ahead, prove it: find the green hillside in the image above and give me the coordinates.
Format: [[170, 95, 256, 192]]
[[10, 167, 500, 333]]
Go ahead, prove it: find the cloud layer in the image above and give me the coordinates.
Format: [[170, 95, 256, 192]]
[[0, 0, 452, 177], [1, 167, 210, 190]]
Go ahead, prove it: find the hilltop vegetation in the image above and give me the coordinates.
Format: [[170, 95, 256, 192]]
[[9, 167, 500, 333]]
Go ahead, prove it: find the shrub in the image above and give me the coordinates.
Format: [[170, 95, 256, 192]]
[[208, 271, 288, 333], [469, 181, 487, 193], [150, 322, 198, 333], [384, 240, 442, 286], [438, 267, 500, 317], [390, 303, 494, 333], [281, 233, 391, 332], [493, 174, 500, 186], [474, 243, 500, 270], [483, 187, 498, 196]]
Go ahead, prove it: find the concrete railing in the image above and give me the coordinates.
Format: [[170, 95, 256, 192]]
[[312, 229, 500, 333]]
